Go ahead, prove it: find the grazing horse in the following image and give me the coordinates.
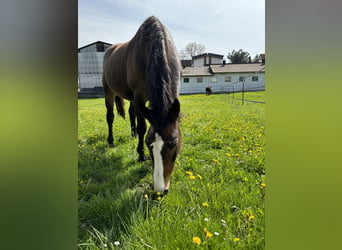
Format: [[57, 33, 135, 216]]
[[102, 16, 182, 194]]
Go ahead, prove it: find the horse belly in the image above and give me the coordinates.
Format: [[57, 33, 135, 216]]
[[108, 78, 134, 100], [105, 66, 134, 100]]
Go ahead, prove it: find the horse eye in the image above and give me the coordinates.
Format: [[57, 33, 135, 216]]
[[167, 139, 178, 148]]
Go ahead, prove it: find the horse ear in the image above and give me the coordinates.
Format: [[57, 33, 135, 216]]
[[141, 106, 152, 122], [168, 98, 180, 121]]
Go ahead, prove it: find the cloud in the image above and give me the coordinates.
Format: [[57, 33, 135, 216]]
[[78, 0, 265, 56]]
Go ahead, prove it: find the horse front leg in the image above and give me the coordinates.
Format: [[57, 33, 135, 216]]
[[129, 101, 137, 137], [104, 88, 115, 148], [136, 112, 147, 162]]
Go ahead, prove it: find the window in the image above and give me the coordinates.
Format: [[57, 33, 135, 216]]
[[239, 76, 245, 82], [252, 76, 259, 81], [211, 77, 217, 83], [224, 76, 231, 82], [96, 43, 105, 52], [197, 77, 203, 83], [183, 78, 189, 83]]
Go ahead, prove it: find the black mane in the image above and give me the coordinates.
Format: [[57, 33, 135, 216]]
[[142, 16, 180, 132]]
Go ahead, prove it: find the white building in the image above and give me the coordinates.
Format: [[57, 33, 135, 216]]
[[181, 63, 265, 94], [78, 41, 112, 97], [78, 42, 265, 97], [192, 53, 224, 67]]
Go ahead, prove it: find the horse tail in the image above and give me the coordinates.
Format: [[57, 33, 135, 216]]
[[115, 96, 125, 119]]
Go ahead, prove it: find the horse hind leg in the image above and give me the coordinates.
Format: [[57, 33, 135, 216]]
[[129, 101, 137, 137]]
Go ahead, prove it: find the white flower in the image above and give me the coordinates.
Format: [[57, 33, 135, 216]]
[[214, 232, 220, 236], [103, 243, 107, 248], [114, 241, 120, 246], [204, 218, 209, 222], [220, 219, 226, 224]]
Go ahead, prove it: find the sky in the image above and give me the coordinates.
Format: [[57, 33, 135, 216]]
[[78, 0, 265, 59]]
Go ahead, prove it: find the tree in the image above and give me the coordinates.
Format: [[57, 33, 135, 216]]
[[253, 54, 260, 63], [227, 49, 251, 64], [179, 42, 206, 59]]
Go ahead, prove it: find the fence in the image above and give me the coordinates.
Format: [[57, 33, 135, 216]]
[[225, 83, 265, 105]]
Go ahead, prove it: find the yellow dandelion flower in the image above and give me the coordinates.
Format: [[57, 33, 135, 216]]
[[248, 214, 255, 220], [205, 231, 213, 238], [212, 159, 220, 164], [156, 196, 161, 201], [189, 175, 196, 180], [233, 237, 240, 242], [197, 174, 203, 180], [192, 237, 201, 245], [260, 182, 266, 188], [202, 202, 209, 207], [225, 153, 232, 157], [185, 171, 193, 175], [156, 192, 161, 196], [144, 194, 148, 199]]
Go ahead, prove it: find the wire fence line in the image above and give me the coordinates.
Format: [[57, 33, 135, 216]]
[[225, 84, 265, 105], [78, 82, 266, 104]]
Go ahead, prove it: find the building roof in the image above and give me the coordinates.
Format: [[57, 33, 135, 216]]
[[192, 53, 224, 60], [182, 66, 212, 76], [181, 59, 192, 68], [210, 63, 265, 74], [78, 41, 112, 52]]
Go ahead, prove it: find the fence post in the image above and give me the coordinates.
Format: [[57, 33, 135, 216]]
[[232, 86, 234, 101], [242, 80, 245, 105]]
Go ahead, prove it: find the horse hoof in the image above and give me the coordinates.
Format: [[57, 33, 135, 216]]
[[163, 189, 169, 195]]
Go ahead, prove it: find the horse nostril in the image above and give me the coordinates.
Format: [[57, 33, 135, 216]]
[[163, 189, 169, 195]]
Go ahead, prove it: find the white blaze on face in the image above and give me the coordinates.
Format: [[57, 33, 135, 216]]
[[152, 132, 165, 192]]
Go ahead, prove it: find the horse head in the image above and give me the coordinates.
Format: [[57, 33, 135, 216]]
[[142, 98, 182, 194]]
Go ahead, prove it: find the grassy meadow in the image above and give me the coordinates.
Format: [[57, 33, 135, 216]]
[[78, 92, 265, 249]]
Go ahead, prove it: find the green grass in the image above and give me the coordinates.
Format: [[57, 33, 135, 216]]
[[78, 92, 265, 249]]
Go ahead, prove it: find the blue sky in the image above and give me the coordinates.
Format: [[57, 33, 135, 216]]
[[78, 0, 265, 58]]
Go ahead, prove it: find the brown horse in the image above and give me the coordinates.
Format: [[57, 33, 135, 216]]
[[102, 16, 182, 194]]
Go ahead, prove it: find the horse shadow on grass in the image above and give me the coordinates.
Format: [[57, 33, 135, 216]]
[[78, 134, 155, 244]]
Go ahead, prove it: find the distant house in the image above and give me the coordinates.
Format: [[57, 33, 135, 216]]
[[192, 53, 224, 67], [78, 41, 112, 97], [181, 63, 265, 94], [259, 53, 265, 64]]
